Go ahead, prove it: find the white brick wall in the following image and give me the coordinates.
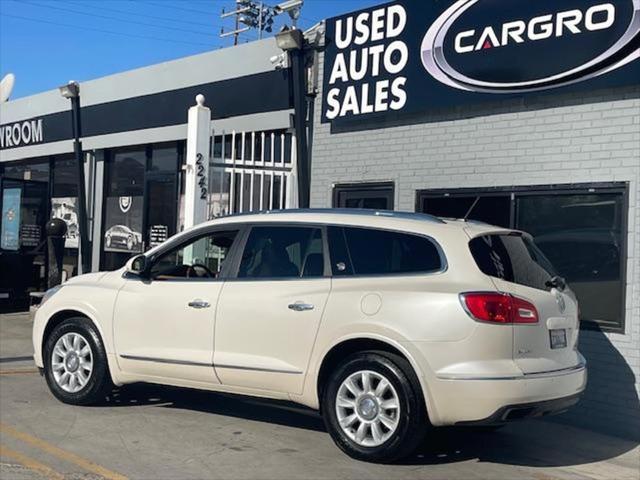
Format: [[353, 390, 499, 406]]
[[310, 53, 640, 439]]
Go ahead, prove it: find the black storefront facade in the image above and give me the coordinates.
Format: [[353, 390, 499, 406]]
[[1, 38, 296, 311], [311, 0, 640, 439]]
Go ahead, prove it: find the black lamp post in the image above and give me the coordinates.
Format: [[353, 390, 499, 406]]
[[59, 81, 91, 274], [276, 28, 310, 208]]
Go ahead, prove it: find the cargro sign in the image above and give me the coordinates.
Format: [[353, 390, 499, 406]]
[[322, 0, 640, 124]]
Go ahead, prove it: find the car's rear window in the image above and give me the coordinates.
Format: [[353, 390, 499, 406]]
[[469, 233, 557, 291]]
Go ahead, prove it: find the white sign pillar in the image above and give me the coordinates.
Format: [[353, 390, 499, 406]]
[[184, 94, 211, 230]]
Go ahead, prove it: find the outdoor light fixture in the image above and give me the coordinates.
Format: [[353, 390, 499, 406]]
[[58, 80, 79, 99], [275, 27, 303, 51], [275, 25, 309, 207]]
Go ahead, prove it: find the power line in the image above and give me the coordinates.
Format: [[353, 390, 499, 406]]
[[61, 0, 256, 40], [140, 0, 258, 40], [17, 0, 222, 39], [144, 0, 230, 17], [0, 12, 214, 47], [58, 0, 228, 30]]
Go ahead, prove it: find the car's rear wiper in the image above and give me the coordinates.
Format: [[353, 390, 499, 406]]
[[545, 276, 567, 291]]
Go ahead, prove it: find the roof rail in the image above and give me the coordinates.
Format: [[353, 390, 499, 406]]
[[216, 208, 445, 224]]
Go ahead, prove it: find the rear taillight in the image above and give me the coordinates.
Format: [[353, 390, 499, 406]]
[[511, 295, 539, 324], [460, 292, 539, 324]]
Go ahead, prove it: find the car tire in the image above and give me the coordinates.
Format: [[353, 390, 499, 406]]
[[43, 317, 113, 406], [322, 351, 428, 463]]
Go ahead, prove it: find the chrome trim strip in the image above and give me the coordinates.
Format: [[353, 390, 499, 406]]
[[215, 363, 303, 375], [119, 354, 212, 368], [437, 361, 587, 381]]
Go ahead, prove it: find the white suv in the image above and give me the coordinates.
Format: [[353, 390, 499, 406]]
[[33, 210, 586, 462]]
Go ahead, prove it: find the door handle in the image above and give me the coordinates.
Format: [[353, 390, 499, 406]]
[[288, 302, 314, 312], [188, 299, 211, 309]]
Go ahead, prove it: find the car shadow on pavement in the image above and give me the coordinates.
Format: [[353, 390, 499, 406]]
[[102, 384, 326, 432], [553, 324, 640, 441], [404, 424, 637, 467], [100, 383, 638, 468]]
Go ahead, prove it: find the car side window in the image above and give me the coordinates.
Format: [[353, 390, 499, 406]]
[[238, 226, 324, 279], [328, 226, 443, 276], [149, 230, 238, 280]]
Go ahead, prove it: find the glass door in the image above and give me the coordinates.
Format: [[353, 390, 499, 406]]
[[0, 178, 49, 311], [144, 174, 177, 250]]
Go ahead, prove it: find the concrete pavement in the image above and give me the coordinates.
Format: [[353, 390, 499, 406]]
[[1, 312, 638, 480]]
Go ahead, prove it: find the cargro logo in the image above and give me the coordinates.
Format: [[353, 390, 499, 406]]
[[421, 0, 640, 93]]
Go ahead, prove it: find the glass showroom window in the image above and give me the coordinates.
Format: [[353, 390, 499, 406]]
[[418, 184, 628, 333], [0, 158, 50, 307], [51, 155, 79, 278], [149, 144, 180, 174], [101, 148, 145, 271]]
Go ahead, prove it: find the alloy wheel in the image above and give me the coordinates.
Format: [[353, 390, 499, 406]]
[[51, 332, 93, 393], [335, 370, 401, 447]]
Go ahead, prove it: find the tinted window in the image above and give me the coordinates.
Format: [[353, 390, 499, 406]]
[[421, 195, 510, 227], [52, 156, 78, 197], [334, 183, 394, 211], [516, 193, 624, 328], [149, 145, 179, 173], [150, 230, 237, 280], [106, 148, 145, 196], [329, 226, 442, 276], [327, 227, 354, 276], [238, 226, 324, 279], [469, 234, 556, 291]]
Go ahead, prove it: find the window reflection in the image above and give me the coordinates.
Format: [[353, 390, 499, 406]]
[[517, 194, 624, 327]]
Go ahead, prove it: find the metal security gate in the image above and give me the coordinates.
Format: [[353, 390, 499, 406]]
[[207, 130, 297, 220]]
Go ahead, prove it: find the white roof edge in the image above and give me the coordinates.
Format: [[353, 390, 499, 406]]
[[1, 38, 281, 123]]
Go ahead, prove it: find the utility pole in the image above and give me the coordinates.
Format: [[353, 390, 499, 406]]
[[234, 10, 239, 45], [220, 1, 286, 44], [220, 3, 249, 44]]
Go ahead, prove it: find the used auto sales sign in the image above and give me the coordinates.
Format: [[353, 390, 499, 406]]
[[321, 0, 640, 124]]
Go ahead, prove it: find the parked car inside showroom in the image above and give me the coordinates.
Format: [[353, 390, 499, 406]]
[[104, 224, 143, 252], [32, 210, 586, 463]]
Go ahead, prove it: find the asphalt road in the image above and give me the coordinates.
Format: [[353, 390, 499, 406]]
[[1, 312, 638, 480]]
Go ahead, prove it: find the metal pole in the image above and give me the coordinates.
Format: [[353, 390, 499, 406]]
[[234, 9, 239, 45], [258, 2, 263, 40], [70, 95, 91, 274], [290, 48, 310, 208]]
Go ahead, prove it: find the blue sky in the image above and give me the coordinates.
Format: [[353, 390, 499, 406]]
[[0, 0, 380, 99]]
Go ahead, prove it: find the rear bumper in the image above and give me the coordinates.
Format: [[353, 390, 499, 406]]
[[427, 359, 587, 426], [456, 392, 582, 426]]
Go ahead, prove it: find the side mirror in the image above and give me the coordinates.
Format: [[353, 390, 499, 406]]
[[125, 254, 148, 277]]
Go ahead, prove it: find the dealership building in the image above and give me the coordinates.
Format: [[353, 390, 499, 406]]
[[0, 39, 297, 306], [1, 0, 639, 439]]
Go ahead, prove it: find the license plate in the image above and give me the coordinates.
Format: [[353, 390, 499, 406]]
[[550, 329, 567, 349]]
